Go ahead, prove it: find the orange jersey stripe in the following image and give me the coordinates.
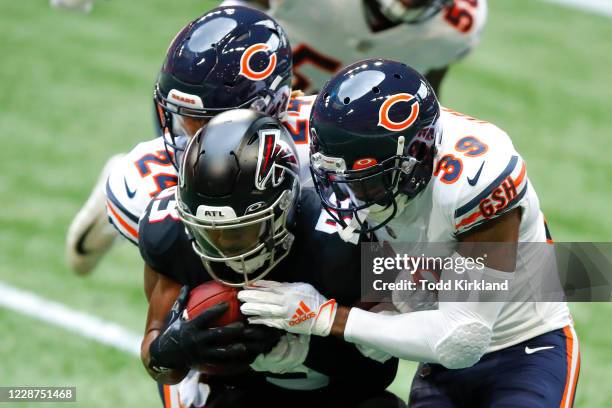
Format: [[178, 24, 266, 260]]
[[107, 200, 138, 239], [163, 385, 171, 408], [455, 210, 482, 229], [514, 162, 527, 188], [560, 326, 580, 408]]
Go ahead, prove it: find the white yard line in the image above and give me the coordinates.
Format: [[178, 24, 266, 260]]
[[0, 282, 141, 357], [545, 0, 612, 17]]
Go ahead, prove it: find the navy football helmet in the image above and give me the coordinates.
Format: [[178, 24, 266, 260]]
[[154, 6, 293, 168], [309, 59, 440, 234], [176, 109, 300, 286]]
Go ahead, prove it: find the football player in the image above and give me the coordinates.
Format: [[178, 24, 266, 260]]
[[238, 59, 580, 407], [221, 0, 487, 94], [65, 6, 311, 275], [140, 109, 404, 407]]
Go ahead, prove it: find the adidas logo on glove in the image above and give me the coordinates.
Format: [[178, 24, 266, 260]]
[[290, 301, 316, 326]]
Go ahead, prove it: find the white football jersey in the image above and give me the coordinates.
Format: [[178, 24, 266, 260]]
[[105, 137, 175, 244], [222, 0, 487, 93], [373, 108, 571, 351], [105, 96, 315, 243]]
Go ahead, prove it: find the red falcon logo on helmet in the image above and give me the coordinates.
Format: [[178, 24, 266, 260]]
[[255, 129, 297, 190], [378, 93, 420, 131], [239, 43, 277, 81]]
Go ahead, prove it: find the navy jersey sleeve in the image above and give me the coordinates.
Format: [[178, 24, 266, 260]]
[[138, 187, 183, 281]]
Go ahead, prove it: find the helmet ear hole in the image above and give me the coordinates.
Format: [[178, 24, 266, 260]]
[[343, 97, 351, 105], [372, 86, 380, 94], [394, 73, 402, 79]]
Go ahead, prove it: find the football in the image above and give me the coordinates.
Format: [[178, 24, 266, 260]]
[[184, 281, 247, 376], [185, 280, 243, 326]]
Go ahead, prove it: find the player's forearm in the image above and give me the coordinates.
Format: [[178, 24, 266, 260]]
[[141, 330, 188, 384], [334, 307, 439, 363], [333, 301, 503, 369]]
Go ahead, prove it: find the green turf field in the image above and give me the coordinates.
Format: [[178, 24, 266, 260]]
[[1, 0, 611, 406]]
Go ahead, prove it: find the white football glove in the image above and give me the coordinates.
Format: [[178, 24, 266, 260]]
[[250, 333, 310, 374], [177, 369, 210, 408], [238, 280, 337, 337]]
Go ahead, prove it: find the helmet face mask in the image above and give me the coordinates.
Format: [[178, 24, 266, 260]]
[[176, 109, 300, 287], [155, 84, 288, 169], [311, 136, 422, 234], [177, 188, 296, 287]]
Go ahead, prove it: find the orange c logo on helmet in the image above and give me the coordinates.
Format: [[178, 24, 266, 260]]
[[352, 158, 378, 170], [377, 93, 420, 132], [239, 43, 277, 81]]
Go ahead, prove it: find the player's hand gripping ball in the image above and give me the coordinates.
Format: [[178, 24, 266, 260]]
[[149, 283, 245, 376], [185, 282, 282, 375]]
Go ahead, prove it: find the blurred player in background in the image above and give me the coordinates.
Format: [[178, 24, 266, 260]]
[[50, 0, 94, 13], [140, 110, 402, 407], [222, 0, 487, 94], [238, 59, 580, 407], [51, 0, 486, 94], [66, 6, 304, 275]]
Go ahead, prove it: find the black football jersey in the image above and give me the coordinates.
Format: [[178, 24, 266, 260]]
[[138, 187, 397, 393]]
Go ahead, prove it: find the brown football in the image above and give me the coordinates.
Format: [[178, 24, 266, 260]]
[[185, 281, 242, 326], [184, 281, 247, 375]]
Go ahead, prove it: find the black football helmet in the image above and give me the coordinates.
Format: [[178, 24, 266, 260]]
[[176, 109, 300, 286], [154, 6, 293, 168], [309, 59, 440, 234]]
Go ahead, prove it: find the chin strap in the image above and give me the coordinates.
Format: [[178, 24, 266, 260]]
[[337, 207, 368, 244], [338, 221, 360, 243]]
